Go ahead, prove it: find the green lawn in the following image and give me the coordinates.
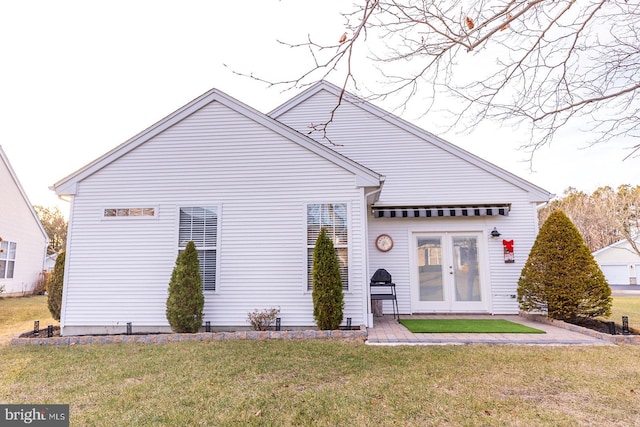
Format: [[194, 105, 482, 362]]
[[0, 295, 57, 344], [604, 295, 640, 329], [1, 296, 640, 426]]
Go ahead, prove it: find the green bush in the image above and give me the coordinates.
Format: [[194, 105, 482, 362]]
[[312, 228, 344, 330], [166, 241, 204, 333], [47, 251, 65, 321], [518, 210, 611, 321]]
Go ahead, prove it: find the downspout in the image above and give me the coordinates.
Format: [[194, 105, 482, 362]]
[[55, 193, 72, 336], [362, 182, 384, 328]]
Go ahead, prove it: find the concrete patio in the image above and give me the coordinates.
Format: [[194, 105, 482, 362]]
[[366, 314, 613, 346]]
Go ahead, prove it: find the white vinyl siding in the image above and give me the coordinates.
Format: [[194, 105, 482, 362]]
[[0, 240, 17, 279], [0, 148, 48, 295], [179, 207, 218, 291], [307, 203, 349, 291], [59, 100, 368, 334], [275, 87, 546, 315]]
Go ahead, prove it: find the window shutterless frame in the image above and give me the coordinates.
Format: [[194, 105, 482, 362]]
[[306, 202, 349, 292], [101, 207, 158, 219], [177, 206, 220, 292], [0, 240, 17, 279]]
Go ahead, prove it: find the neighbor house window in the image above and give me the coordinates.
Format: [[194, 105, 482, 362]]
[[104, 208, 156, 218], [307, 203, 348, 291], [179, 207, 218, 291], [0, 240, 17, 279]]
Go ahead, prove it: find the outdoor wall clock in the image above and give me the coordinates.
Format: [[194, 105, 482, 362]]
[[375, 234, 394, 252]]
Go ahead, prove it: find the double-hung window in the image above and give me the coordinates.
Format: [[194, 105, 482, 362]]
[[0, 240, 17, 279], [307, 203, 349, 291], [179, 207, 218, 291]]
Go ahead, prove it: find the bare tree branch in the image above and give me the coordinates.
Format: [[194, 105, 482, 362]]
[[251, 0, 639, 158]]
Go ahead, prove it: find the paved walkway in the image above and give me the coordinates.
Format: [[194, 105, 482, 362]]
[[611, 285, 640, 295], [366, 314, 612, 346]]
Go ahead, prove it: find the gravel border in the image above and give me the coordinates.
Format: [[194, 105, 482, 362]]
[[519, 312, 640, 344], [10, 327, 368, 346]]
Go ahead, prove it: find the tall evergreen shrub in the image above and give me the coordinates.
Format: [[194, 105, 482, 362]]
[[166, 241, 204, 333], [518, 210, 611, 321], [47, 251, 65, 321], [312, 228, 344, 330]]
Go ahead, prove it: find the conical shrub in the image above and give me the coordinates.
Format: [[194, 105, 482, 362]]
[[518, 210, 611, 321], [312, 228, 344, 330], [47, 251, 65, 321], [166, 241, 204, 333]]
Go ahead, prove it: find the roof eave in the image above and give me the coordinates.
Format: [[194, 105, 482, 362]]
[[52, 87, 383, 195], [0, 145, 50, 242]]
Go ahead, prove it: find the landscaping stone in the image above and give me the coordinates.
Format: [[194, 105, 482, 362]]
[[10, 328, 368, 346], [519, 312, 640, 344]]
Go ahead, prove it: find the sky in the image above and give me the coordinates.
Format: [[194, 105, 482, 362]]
[[1, 1, 637, 218]]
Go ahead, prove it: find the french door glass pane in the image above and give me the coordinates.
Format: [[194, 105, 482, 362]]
[[452, 236, 480, 301], [417, 237, 444, 301]]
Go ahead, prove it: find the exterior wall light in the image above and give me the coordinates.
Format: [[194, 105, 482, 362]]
[[490, 227, 501, 238]]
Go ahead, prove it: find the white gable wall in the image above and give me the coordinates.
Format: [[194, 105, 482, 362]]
[[594, 241, 640, 264], [0, 150, 48, 295], [61, 101, 368, 334], [274, 89, 544, 314]]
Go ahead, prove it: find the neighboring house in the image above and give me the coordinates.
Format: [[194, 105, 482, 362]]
[[45, 252, 60, 272], [0, 146, 49, 296], [52, 82, 551, 336], [593, 238, 640, 286]]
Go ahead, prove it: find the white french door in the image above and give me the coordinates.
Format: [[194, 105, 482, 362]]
[[412, 232, 486, 312]]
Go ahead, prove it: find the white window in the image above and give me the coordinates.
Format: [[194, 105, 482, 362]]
[[104, 208, 156, 218], [307, 203, 348, 291], [179, 207, 218, 291], [0, 240, 17, 279]]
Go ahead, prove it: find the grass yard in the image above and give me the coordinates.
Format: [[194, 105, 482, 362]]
[[0, 295, 57, 344], [605, 295, 640, 329], [2, 341, 640, 426], [0, 296, 639, 426]]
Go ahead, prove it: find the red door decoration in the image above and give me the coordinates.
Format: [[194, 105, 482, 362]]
[[502, 239, 514, 263]]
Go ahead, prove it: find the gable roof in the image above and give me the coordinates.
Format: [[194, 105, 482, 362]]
[[0, 145, 49, 241], [53, 88, 383, 195], [269, 81, 552, 203], [592, 236, 640, 257]]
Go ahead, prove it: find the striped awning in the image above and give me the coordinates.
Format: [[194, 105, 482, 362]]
[[372, 204, 510, 218]]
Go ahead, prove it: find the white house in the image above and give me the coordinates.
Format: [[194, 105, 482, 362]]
[[0, 146, 49, 296], [593, 238, 640, 286], [52, 82, 551, 336], [45, 252, 60, 273]]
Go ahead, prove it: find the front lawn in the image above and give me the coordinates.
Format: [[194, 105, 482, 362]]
[[1, 296, 640, 425]]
